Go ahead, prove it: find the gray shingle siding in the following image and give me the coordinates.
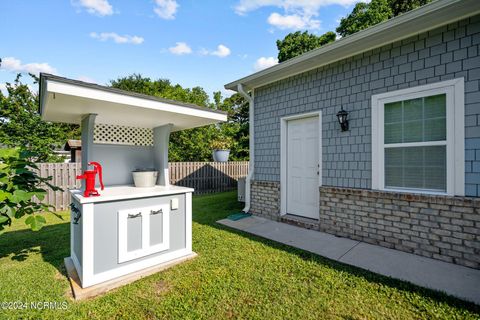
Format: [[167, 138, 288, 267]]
[[253, 15, 480, 197]]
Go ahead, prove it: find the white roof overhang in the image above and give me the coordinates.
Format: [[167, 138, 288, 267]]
[[40, 74, 227, 131]]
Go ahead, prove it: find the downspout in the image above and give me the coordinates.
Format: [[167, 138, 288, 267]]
[[237, 83, 254, 213]]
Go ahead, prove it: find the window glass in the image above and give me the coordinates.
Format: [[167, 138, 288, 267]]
[[384, 94, 446, 144], [385, 146, 446, 192]]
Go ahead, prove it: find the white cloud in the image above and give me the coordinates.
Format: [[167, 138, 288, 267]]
[[76, 0, 113, 16], [211, 45, 231, 57], [0, 83, 6, 95], [77, 76, 98, 83], [200, 44, 231, 58], [268, 12, 320, 29], [0, 57, 57, 75], [254, 56, 278, 71], [234, 0, 360, 30], [169, 42, 192, 55], [90, 32, 144, 44], [154, 0, 179, 19], [235, 0, 358, 15]]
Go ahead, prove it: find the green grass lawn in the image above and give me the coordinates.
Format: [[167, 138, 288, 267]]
[[0, 191, 478, 319]]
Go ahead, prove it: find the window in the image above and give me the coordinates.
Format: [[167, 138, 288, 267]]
[[372, 79, 465, 196]]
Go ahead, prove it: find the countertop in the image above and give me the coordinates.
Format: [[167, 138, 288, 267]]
[[70, 185, 194, 204]]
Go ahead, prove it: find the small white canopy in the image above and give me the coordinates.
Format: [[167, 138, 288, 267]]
[[39, 74, 227, 131]]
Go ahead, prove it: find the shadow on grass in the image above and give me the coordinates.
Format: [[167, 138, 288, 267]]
[[0, 191, 477, 315], [191, 192, 480, 313], [0, 222, 70, 277]]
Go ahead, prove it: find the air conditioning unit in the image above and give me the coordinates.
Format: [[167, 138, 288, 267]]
[[237, 177, 246, 202]]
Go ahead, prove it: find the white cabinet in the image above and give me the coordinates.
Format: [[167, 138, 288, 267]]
[[118, 204, 170, 263]]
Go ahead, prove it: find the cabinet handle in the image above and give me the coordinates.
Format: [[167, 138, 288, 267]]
[[70, 203, 82, 224], [150, 209, 163, 215], [128, 212, 142, 219]]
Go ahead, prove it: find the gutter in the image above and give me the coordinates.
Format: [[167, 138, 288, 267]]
[[237, 84, 254, 213]]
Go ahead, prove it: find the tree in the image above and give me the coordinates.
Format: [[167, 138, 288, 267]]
[[0, 73, 80, 162], [336, 0, 392, 37], [276, 31, 336, 62], [389, 0, 431, 17], [218, 93, 249, 160], [110, 74, 211, 107], [336, 0, 432, 37]]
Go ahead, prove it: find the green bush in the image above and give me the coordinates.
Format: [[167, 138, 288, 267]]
[[0, 148, 61, 233]]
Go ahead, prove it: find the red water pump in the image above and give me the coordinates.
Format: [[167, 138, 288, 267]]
[[76, 162, 104, 197]]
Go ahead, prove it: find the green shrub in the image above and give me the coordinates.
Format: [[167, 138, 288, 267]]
[[0, 148, 61, 233]]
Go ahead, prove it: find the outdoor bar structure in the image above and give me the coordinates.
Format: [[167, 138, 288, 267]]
[[39, 74, 227, 298]]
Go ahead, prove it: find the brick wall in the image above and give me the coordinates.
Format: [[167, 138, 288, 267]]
[[248, 181, 480, 268], [250, 181, 280, 220], [320, 186, 480, 269], [253, 15, 480, 196]]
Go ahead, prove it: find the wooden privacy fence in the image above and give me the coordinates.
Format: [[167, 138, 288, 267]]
[[35, 161, 249, 211], [37, 163, 83, 212], [169, 161, 248, 194]]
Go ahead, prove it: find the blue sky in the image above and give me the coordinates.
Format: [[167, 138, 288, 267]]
[[0, 0, 360, 99]]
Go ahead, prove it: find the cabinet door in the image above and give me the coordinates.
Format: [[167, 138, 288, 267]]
[[118, 204, 170, 263]]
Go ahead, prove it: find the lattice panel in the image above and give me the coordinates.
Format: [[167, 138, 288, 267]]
[[94, 124, 154, 146]]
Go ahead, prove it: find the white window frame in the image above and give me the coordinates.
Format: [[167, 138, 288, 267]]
[[118, 204, 170, 263], [371, 78, 464, 196]]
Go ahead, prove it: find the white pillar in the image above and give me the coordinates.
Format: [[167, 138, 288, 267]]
[[80, 114, 97, 190], [153, 124, 173, 186]]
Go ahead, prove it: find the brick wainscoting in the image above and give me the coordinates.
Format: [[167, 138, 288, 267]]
[[250, 181, 280, 219], [320, 186, 480, 269]]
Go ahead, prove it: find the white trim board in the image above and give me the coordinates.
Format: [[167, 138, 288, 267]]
[[185, 192, 192, 252], [280, 111, 322, 216], [40, 76, 227, 129], [46, 81, 226, 122], [70, 253, 83, 285], [81, 203, 94, 287], [371, 78, 465, 196], [70, 205, 75, 271]]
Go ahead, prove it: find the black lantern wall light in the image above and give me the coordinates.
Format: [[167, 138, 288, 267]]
[[336, 107, 349, 131]]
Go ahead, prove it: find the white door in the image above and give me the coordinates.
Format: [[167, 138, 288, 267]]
[[286, 116, 320, 219]]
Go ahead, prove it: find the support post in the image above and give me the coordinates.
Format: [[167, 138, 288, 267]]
[[153, 124, 173, 186], [80, 114, 97, 190]]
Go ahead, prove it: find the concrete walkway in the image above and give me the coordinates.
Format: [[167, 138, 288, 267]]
[[217, 216, 480, 305]]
